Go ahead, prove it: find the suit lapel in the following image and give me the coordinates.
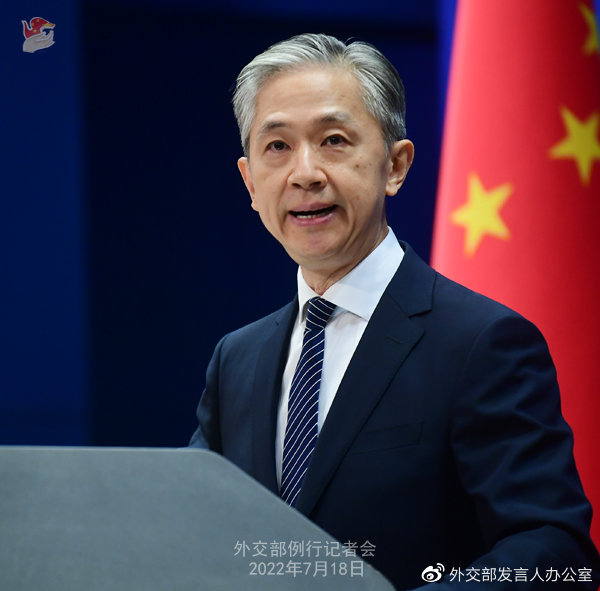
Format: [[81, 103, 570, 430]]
[[295, 244, 436, 515], [250, 299, 297, 495]]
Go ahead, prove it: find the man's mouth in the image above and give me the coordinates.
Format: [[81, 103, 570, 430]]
[[290, 205, 337, 219]]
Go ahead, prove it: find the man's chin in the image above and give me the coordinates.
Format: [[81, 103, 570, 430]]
[[286, 244, 342, 269]]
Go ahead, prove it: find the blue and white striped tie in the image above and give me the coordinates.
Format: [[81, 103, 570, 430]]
[[280, 297, 336, 507]]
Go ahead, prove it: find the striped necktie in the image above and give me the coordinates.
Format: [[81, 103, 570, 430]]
[[280, 297, 336, 507]]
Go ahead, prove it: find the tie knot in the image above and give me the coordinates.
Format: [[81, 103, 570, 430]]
[[305, 297, 336, 331]]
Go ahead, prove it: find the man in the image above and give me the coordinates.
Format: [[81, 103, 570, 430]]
[[190, 34, 599, 589]]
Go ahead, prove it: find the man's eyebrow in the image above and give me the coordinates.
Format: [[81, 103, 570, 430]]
[[256, 120, 288, 136]]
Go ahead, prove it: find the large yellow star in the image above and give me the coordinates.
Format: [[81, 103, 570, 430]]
[[580, 3, 599, 55], [549, 107, 600, 185], [451, 173, 513, 257]]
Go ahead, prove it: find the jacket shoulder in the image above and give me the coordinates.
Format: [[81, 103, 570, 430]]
[[399, 242, 527, 328]]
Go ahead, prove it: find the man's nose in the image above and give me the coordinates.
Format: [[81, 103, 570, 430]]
[[288, 145, 327, 190]]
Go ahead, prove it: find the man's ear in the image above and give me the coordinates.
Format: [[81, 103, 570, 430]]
[[386, 139, 415, 196], [238, 157, 258, 211]]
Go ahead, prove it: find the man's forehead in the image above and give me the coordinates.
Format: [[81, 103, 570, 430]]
[[251, 65, 361, 115], [255, 111, 354, 137]]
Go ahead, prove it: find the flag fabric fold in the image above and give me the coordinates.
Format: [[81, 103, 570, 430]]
[[432, 0, 600, 545]]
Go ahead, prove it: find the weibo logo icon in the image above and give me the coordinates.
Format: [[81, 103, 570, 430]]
[[22, 17, 55, 53], [421, 562, 445, 582]]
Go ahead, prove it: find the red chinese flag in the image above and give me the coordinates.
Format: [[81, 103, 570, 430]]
[[432, 0, 600, 544]]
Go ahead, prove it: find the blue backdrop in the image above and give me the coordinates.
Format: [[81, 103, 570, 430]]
[[2, 0, 454, 446]]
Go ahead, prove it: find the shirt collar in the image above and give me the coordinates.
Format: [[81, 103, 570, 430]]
[[296, 228, 404, 321]]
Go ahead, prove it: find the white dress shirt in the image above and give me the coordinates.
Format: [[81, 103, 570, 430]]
[[275, 228, 405, 485]]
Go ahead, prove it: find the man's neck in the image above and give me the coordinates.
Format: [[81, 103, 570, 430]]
[[300, 267, 352, 296], [299, 228, 390, 295]]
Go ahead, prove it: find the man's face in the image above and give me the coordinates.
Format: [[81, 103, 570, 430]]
[[238, 66, 413, 282]]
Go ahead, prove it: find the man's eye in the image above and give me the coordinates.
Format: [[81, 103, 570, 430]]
[[324, 135, 346, 146], [267, 141, 288, 151]]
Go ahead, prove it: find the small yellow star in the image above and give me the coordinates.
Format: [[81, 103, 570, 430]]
[[451, 173, 513, 257], [580, 3, 599, 55], [549, 107, 600, 185]]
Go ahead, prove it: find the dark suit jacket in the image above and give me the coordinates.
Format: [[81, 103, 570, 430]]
[[190, 243, 599, 590]]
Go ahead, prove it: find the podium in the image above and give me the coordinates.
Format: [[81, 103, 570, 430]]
[[0, 447, 394, 590]]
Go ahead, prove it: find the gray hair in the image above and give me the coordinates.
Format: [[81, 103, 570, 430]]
[[233, 33, 407, 156]]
